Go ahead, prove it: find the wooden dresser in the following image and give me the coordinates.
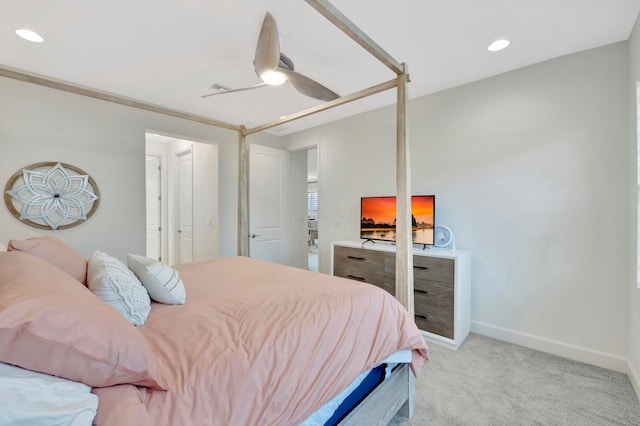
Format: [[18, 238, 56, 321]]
[[332, 240, 471, 350]]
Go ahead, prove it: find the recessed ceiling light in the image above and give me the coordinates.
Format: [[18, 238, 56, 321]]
[[488, 39, 510, 52], [16, 29, 44, 43]]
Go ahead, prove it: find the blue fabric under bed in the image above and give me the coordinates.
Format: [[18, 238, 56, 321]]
[[323, 364, 387, 426]]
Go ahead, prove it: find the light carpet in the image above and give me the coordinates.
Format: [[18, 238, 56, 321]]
[[389, 333, 640, 425]]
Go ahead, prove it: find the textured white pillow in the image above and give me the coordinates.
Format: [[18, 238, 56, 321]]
[[0, 242, 6, 251], [127, 254, 186, 305], [88, 251, 151, 326], [0, 362, 98, 426]]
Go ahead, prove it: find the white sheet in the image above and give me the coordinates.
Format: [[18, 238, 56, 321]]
[[0, 362, 98, 426]]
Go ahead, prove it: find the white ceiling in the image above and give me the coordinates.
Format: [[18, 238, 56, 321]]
[[2, 0, 639, 135]]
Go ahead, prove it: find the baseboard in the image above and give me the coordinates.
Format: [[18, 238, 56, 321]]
[[471, 321, 627, 373], [629, 360, 640, 401]]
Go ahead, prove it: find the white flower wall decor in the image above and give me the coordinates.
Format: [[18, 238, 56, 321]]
[[4, 162, 100, 230]]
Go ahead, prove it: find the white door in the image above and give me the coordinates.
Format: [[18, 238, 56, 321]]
[[249, 144, 289, 264], [176, 150, 193, 263], [145, 156, 162, 260]]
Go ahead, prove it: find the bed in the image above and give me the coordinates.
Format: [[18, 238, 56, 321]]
[[0, 237, 428, 425], [0, 4, 426, 422]]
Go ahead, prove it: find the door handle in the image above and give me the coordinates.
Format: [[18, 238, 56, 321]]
[[177, 230, 182, 234], [250, 234, 261, 239]]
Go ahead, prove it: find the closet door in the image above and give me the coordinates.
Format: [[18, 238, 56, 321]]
[[249, 144, 289, 265]]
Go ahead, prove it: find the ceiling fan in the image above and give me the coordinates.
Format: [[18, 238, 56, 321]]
[[202, 12, 339, 102]]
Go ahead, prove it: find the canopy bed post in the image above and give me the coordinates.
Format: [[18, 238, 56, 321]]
[[395, 65, 414, 314], [305, 0, 414, 313], [304, 0, 403, 75], [237, 125, 249, 256]]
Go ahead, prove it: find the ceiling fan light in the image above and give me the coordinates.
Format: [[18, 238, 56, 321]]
[[16, 29, 44, 43], [260, 70, 287, 86]]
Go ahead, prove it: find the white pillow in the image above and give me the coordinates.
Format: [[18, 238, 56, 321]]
[[0, 242, 6, 251], [0, 362, 98, 426], [88, 251, 151, 326], [127, 254, 186, 305]]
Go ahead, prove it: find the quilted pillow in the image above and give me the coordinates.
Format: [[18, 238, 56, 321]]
[[127, 254, 186, 305], [0, 362, 98, 426], [7, 235, 87, 284], [0, 251, 166, 389], [88, 251, 151, 326]]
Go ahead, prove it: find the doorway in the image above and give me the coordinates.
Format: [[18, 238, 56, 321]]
[[145, 132, 219, 265], [307, 148, 319, 272]]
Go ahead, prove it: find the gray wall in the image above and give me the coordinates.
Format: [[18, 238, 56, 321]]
[[628, 13, 640, 396], [285, 42, 631, 371], [289, 149, 309, 269], [0, 76, 281, 260]]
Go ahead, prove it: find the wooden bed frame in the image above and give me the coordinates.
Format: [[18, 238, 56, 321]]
[[340, 364, 415, 425], [0, 1, 420, 423]]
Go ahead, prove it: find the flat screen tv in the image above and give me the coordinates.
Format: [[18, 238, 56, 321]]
[[360, 195, 435, 246]]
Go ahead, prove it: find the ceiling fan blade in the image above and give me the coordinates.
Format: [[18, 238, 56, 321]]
[[201, 83, 269, 98], [254, 12, 280, 78], [278, 68, 339, 102]]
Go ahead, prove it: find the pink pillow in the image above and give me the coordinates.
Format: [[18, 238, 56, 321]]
[[8, 236, 88, 285], [0, 251, 166, 389]]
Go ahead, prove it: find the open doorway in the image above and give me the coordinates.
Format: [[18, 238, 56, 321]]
[[145, 132, 219, 264], [288, 145, 319, 272], [307, 148, 319, 272]]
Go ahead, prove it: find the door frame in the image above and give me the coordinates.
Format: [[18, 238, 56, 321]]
[[145, 154, 164, 261], [144, 149, 169, 263], [171, 147, 193, 264]]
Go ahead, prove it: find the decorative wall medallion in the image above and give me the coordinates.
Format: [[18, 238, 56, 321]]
[[4, 162, 100, 230]]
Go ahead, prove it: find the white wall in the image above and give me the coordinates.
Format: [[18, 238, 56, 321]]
[[0, 76, 281, 260], [289, 149, 308, 269], [284, 42, 631, 371], [628, 13, 640, 398], [192, 141, 219, 262]]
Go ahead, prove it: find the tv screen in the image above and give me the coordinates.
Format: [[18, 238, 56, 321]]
[[360, 195, 435, 246]]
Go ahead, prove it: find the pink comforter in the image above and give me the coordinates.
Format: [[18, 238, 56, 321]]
[[93, 256, 428, 426]]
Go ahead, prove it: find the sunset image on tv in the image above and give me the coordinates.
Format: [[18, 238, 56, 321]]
[[360, 195, 434, 245]]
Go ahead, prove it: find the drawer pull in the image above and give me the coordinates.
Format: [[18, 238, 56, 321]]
[[415, 314, 428, 320], [347, 255, 366, 261], [347, 275, 366, 281], [415, 289, 428, 294], [414, 266, 429, 270]]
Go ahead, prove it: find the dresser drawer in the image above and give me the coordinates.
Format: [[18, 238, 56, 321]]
[[334, 264, 386, 287], [414, 278, 453, 299], [414, 313, 453, 339], [412, 256, 454, 284], [414, 281, 453, 312], [414, 279, 454, 339], [334, 246, 385, 270], [334, 246, 387, 289]]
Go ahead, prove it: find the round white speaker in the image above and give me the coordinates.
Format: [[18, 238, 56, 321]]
[[434, 225, 455, 250]]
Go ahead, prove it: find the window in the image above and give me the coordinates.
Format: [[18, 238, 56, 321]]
[[308, 190, 318, 219]]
